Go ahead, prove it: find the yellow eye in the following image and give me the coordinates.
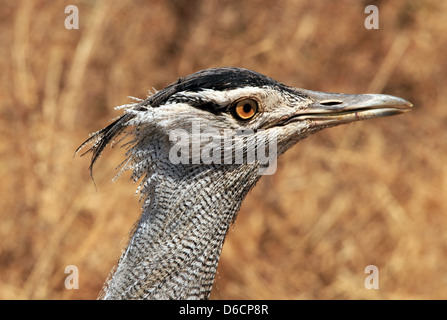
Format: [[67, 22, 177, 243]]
[[232, 99, 258, 120]]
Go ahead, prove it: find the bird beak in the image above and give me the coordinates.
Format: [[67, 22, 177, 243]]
[[286, 89, 413, 126]]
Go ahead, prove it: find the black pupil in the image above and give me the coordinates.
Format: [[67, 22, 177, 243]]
[[242, 103, 252, 113]]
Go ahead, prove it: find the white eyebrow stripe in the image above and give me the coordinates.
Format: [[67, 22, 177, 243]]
[[170, 86, 268, 106]]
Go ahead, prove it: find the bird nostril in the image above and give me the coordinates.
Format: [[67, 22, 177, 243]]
[[320, 100, 343, 106]]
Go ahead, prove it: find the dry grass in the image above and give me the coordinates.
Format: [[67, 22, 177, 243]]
[[1, 0, 446, 299]]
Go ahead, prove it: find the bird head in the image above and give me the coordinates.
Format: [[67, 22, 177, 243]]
[[78, 67, 412, 180]]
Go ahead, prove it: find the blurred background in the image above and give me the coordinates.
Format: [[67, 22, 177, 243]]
[[1, 0, 446, 299]]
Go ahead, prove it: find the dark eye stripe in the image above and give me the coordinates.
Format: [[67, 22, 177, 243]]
[[191, 101, 227, 115], [166, 94, 227, 115]]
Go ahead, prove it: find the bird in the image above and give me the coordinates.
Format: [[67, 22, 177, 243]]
[[77, 67, 412, 300]]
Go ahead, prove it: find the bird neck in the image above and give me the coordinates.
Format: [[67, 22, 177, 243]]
[[101, 162, 261, 300]]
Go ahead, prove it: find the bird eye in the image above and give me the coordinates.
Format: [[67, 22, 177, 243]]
[[232, 99, 258, 120]]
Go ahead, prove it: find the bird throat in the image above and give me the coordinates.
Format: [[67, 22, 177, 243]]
[[100, 161, 261, 299]]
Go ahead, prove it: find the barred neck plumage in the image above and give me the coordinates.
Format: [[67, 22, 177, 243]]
[[101, 158, 261, 299]]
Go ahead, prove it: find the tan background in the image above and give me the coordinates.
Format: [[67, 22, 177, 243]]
[[1, 0, 446, 299]]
